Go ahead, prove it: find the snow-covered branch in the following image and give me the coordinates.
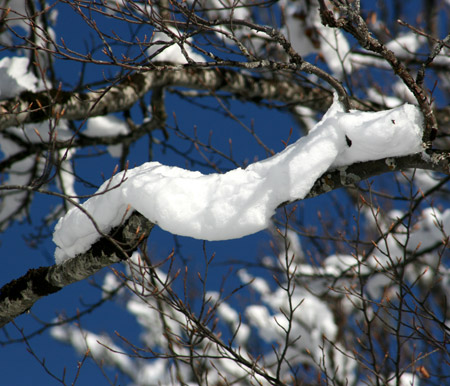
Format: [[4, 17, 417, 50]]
[[0, 98, 440, 328], [52, 100, 424, 262]]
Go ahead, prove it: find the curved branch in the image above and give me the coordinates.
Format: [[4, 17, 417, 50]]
[[1, 68, 448, 133], [0, 150, 448, 328], [0, 68, 320, 130]]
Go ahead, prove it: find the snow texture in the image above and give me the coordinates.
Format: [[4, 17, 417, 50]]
[[282, 0, 351, 78], [239, 267, 356, 384], [388, 372, 419, 386], [0, 57, 37, 99], [84, 115, 129, 137], [147, 26, 204, 64], [84, 115, 130, 157], [293, 206, 450, 302], [50, 322, 136, 377], [53, 99, 423, 263]]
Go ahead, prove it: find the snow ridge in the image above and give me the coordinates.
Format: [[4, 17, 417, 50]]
[[53, 100, 423, 263]]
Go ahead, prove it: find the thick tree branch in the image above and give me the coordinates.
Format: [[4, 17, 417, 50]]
[[0, 211, 153, 328], [0, 68, 321, 130], [305, 151, 450, 199], [1, 68, 448, 133], [0, 150, 448, 328]]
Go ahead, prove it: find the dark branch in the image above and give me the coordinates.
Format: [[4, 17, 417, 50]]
[[0, 68, 321, 130], [2, 68, 449, 132], [305, 151, 450, 199], [0, 211, 153, 328]]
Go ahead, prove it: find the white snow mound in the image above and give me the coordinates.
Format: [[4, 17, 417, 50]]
[[53, 100, 423, 263]]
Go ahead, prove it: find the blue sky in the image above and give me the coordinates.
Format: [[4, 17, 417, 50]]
[[1, 1, 449, 384], [0, 8, 299, 382]]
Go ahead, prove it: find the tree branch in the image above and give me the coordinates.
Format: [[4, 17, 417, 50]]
[[2, 68, 448, 133], [304, 151, 450, 200], [1, 150, 448, 328], [0, 211, 153, 328], [0, 68, 319, 130]]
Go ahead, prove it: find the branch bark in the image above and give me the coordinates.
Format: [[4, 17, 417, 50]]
[[0, 211, 153, 328], [1, 68, 448, 132], [0, 68, 320, 130], [304, 152, 450, 199]]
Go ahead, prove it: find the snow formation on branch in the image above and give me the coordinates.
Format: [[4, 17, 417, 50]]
[[53, 100, 423, 263]]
